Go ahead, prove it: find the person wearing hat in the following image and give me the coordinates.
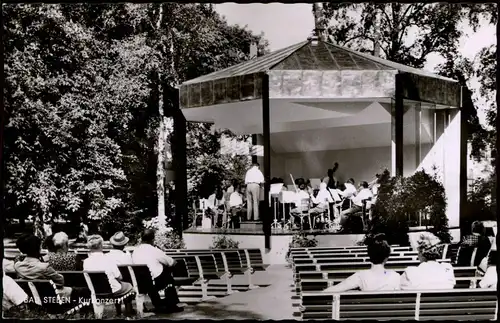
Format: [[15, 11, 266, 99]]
[[107, 232, 133, 265]]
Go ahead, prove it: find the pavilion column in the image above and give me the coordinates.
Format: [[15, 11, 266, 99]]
[[394, 73, 404, 177], [166, 86, 188, 236], [262, 73, 271, 250]]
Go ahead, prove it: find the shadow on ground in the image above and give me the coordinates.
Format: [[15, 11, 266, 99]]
[[155, 301, 265, 320]]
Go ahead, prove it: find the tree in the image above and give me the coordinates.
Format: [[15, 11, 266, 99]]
[[3, 4, 149, 229], [321, 3, 495, 161], [3, 3, 269, 237]]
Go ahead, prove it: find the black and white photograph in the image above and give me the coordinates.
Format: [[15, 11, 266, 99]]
[[2, 2, 497, 320]]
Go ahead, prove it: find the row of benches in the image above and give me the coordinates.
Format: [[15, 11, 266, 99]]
[[5, 248, 269, 318], [289, 246, 497, 320]]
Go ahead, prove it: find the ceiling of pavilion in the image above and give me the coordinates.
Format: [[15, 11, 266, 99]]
[[179, 39, 460, 110]]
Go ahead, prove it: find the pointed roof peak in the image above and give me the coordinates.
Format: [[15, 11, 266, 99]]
[[182, 39, 456, 85]]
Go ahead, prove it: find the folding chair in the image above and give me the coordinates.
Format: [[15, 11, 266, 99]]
[[298, 198, 312, 230], [193, 199, 208, 228]]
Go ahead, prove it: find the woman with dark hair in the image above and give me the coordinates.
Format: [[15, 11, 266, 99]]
[[323, 234, 400, 292]]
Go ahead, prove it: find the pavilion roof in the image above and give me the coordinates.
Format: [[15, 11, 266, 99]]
[[182, 39, 456, 86]]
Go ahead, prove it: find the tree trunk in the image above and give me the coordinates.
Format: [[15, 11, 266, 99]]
[[155, 4, 166, 224], [313, 3, 327, 41]]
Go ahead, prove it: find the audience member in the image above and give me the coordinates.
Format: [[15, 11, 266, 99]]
[[46, 232, 81, 271], [84, 235, 134, 316], [41, 234, 56, 262], [3, 258, 16, 274], [229, 184, 247, 229], [323, 234, 400, 292], [132, 229, 183, 313], [400, 232, 455, 290], [459, 221, 491, 266], [14, 234, 73, 300], [244, 162, 264, 221], [2, 274, 28, 312], [479, 250, 497, 289], [107, 232, 133, 265], [206, 186, 226, 227]]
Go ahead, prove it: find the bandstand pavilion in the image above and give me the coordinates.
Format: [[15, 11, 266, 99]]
[[170, 38, 467, 249]]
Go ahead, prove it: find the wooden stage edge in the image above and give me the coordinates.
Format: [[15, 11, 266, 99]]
[[183, 227, 345, 236], [183, 228, 461, 265]]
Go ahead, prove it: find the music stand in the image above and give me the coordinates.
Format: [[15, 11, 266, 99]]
[[270, 184, 283, 229]]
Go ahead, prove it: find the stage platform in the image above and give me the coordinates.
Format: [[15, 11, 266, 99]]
[[183, 225, 461, 265], [184, 225, 365, 265]]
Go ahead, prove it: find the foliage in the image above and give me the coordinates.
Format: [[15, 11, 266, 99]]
[[211, 234, 240, 249], [370, 169, 450, 245], [462, 174, 497, 234], [322, 3, 495, 164], [141, 216, 186, 250], [2, 3, 268, 232], [285, 231, 318, 262]]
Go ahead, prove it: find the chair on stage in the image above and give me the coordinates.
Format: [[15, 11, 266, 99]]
[[193, 199, 209, 229], [297, 198, 312, 231]]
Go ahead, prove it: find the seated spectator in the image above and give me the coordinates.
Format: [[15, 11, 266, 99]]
[[400, 232, 455, 290], [41, 234, 56, 263], [46, 232, 81, 271], [229, 184, 247, 229], [106, 232, 133, 265], [3, 274, 28, 312], [459, 221, 491, 266], [14, 234, 77, 301], [132, 229, 183, 313], [3, 258, 16, 275], [479, 250, 497, 289], [323, 234, 400, 292], [84, 235, 134, 315], [206, 186, 226, 227]]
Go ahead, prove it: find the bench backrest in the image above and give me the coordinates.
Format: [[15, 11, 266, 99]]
[[301, 289, 497, 320], [224, 251, 243, 272], [126, 264, 154, 294], [84, 271, 113, 296], [298, 266, 476, 281], [293, 256, 417, 265], [171, 255, 200, 277], [59, 271, 88, 288]]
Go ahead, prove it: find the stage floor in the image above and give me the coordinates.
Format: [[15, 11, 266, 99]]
[[183, 227, 343, 236]]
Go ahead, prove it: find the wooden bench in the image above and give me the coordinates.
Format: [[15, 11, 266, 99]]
[[297, 267, 479, 290], [82, 271, 136, 319], [14, 279, 87, 316], [300, 288, 498, 320], [293, 256, 418, 265], [298, 276, 484, 294]]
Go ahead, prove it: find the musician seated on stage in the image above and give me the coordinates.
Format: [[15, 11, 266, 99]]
[[305, 179, 314, 195], [289, 178, 312, 227], [228, 184, 247, 229], [310, 182, 335, 227], [337, 178, 357, 198], [206, 186, 226, 227], [339, 181, 373, 229]]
